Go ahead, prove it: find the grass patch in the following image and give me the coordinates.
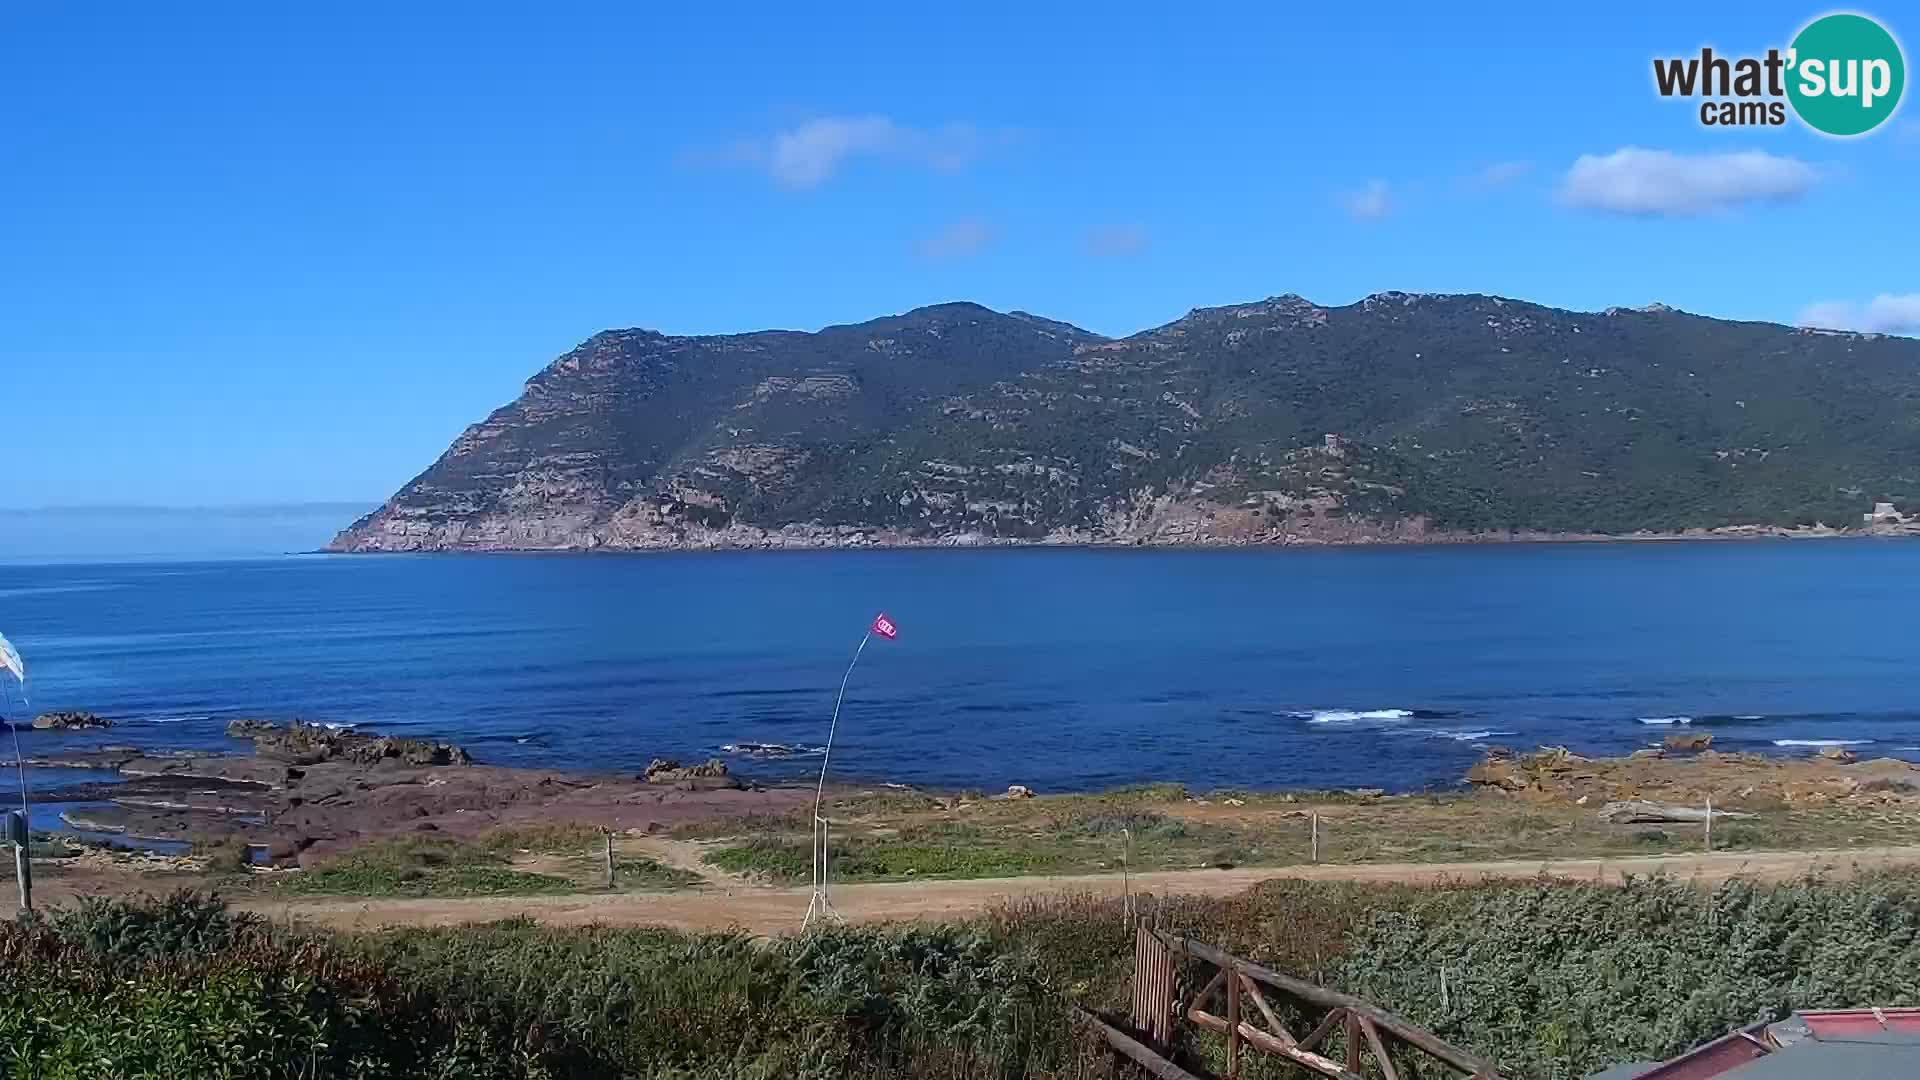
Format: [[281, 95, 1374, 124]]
[[704, 835, 813, 881], [705, 826, 1071, 882], [671, 810, 809, 840], [611, 857, 702, 891], [264, 836, 575, 898], [474, 821, 607, 855]]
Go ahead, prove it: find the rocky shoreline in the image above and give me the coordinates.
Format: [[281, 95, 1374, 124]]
[[12, 721, 807, 865], [324, 518, 1920, 555], [16, 714, 1919, 870]]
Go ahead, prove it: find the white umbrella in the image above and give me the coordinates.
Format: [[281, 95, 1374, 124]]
[[0, 631, 28, 826], [0, 633, 21, 688]]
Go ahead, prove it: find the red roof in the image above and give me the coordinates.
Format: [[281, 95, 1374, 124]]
[[1604, 1009, 1920, 1080], [1797, 1008, 1920, 1039]]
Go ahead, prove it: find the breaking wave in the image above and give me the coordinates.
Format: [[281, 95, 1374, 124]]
[[1425, 729, 1517, 742], [1294, 708, 1417, 724], [1773, 738, 1873, 747], [1637, 716, 1692, 726], [721, 741, 825, 759]]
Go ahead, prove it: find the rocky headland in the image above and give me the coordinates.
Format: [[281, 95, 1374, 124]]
[[327, 294, 1920, 554]]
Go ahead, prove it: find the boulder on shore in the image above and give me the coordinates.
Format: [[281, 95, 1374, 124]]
[[642, 758, 743, 790], [1817, 745, 1858, 764], [1465, 749, 1529, 792], [32, 710, 111, 731], [225, 718, 472, 767]]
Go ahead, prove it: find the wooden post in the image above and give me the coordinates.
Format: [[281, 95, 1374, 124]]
[[1077, 1007, 1206, 1080], [1704, 795, 1712, 852], [603, 829, 615, 889], [1226, 961, 1242, 1078], [1311, 812, 1320, 863], [1345, 1009, 1362, 1074]]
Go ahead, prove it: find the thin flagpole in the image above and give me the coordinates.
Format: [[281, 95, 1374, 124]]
[[806, 629, 871, 928], [6, 681, 25, 819], [814, 630, 871, 817]]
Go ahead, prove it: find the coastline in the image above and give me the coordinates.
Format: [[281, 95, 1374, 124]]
[[318, 521, 1920, 556], [22, 736, 1920, 919]]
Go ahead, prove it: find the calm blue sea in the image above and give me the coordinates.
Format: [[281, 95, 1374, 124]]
[[3, 543, 1918, 796]]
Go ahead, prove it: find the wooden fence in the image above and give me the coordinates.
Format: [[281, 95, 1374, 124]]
[[1086, 927, 1504, 1080]]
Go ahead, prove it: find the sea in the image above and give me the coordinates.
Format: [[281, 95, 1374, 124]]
[[3, 542, 1919, 809]]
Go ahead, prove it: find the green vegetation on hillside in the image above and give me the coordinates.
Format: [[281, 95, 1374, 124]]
[[334, 295, 1920, 550]]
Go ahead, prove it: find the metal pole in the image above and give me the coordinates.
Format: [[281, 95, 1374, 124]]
[[806, 629, 871, 929], [11, 824, 28, 914], [1704, 794, 1713, 852], [4, 664, 32, 914], [1311, 811, 1320, 863], [7, 712, 30, 914], [7, 679, 29, 821]]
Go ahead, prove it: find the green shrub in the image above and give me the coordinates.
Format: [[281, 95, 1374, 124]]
[[13, 873, 1920, 1079], [45, 889, 256, 960], [1338, 871, 1920, 1079], [272, 836, 574, 898]]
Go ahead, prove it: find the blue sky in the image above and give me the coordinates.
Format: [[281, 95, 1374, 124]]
[[2, 1, 1914, 510]]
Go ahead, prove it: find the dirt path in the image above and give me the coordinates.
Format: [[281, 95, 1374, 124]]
[[234, 844, 1920, 935]]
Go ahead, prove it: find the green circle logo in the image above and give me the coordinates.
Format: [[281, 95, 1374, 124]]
[[1787, 13, 1906, 136]]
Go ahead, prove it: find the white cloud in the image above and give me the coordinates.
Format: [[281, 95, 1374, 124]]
[[1461, 160, 1533, 192], [915, 219, 996, 260], [1082, 223, 1150, 258], [696, 115, 1010, 190], [1339, 179, 1393, 221], [1559, 147, 1817, 216], [1797, 294, 1920, 335]]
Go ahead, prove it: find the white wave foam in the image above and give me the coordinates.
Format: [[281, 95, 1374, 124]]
[[1298, 709, 1415, 724], [1427, 729, 1517, 742], [721, 741, 825, 758], [1637, 716, 1692, 726], [1773, 738, 1873, 747]]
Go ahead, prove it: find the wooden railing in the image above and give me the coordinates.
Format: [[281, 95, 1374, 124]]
[[1085, 927, 1505, 1080]]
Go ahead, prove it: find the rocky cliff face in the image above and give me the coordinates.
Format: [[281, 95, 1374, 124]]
[[329, 294, 1920, 552]]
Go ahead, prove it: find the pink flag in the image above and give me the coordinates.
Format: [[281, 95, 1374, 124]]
[[871, 613, 898, 640]]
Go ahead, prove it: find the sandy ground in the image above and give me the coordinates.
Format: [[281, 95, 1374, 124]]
[[227, 844, 1920, 935]]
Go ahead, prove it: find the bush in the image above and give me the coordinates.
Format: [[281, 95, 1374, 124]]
[[12, 873, 1920, 1079], [1338, 871, 1920, 1078], [0, 893, 1089, 1079], [44, 889, 257, 959]]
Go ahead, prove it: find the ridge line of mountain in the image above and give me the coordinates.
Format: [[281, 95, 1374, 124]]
[[328, 291, 1920, 554]]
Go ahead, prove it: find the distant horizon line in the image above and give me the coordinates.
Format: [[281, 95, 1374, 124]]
[[0, 501, 378, 515]]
